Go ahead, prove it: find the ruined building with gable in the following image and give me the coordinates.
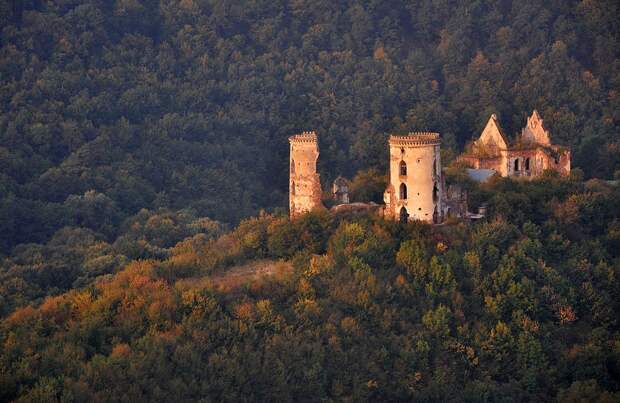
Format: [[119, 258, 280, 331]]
[[459, 110, 571, 178]]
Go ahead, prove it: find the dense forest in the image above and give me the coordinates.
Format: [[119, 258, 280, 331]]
[[1, 0, 619, 252], [1, 174, 620, 401], [1, 0, 620, 401]]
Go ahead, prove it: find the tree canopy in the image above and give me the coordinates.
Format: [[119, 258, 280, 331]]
[[1, 0, 619, 252], [1, 176, 619, 401]]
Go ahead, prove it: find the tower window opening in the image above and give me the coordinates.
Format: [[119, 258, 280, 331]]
[[433, 183, 438, 203], [433, 159, 437, 175], [399, 183, 407, 200], [514, 158, 520, 172], [399, 161, 407, 176], [291, 159, 295, 174], [525, 157, 530, 171]]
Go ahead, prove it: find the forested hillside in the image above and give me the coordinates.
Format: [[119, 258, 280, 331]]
[[1, 175, 619, 401], [1, 0, 619, 252], [1, 3, 620, 400]]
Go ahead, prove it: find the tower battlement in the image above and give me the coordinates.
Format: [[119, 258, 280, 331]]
[[289, 131, 318, 143], [389, 132, 441, 146]]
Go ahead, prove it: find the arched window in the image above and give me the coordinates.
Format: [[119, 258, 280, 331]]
[[433, 183, 438, 203], [399, 183, 407, 200], [399, 161, 407, 176], [291, 181, 295, 195], [514, 158, 520, 172], [525, 157, 530, 171], [433, 159, 437, 175], [399, 207, 409, 223], [290, 159, 295, 174]]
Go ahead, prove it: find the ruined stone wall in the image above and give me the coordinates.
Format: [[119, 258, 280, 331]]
[[535, 147, 571, 176], [505, 146, 570, 179], [289, 131, 323, 219], [384, 133, 443, 223]]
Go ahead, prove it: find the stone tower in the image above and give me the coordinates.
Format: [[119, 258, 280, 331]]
[[289, 131, 323, 219], [383, 132, 443, 224]]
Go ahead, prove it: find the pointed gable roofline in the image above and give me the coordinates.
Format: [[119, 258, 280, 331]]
[[520, 109, 551, 145], [477, 113, 508, 151]]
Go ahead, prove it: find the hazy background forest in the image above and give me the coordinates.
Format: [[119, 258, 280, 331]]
[[1, 0, 619, 251], [1, 0, 619, 401]]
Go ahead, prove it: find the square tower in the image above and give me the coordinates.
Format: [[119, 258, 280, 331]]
[[384, 133, 443, 224], [289, 131, 323, 219]]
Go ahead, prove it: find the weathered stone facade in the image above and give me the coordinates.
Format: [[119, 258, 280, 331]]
[[289, 131, 323, 219], [460, 111, 571, 178], [383, 133, 444, 224]]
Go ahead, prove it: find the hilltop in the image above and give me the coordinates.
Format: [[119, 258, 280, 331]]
[[1, 175, 619, 401]]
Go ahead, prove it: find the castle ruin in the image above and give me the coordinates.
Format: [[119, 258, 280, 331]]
[[288, 109, 568, 222]]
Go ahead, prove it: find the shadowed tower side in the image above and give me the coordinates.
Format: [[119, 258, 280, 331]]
[[289, 131, 323, 219]]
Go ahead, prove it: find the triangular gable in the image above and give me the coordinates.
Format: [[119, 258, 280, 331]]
[[520, 110, 550, 145], [477, 114, 508, 151]]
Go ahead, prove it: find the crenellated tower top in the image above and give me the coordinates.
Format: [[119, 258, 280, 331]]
[[389, 132, 441, 147], [289, 131, 318, 143]]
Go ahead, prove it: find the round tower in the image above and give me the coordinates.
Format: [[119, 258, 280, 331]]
[[383, 132, 443, 223], [289, 131, 323, 219]]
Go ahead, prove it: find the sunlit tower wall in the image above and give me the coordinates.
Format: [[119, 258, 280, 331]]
[[289, 131, 323, 219], [383, 133, 443, 224]]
